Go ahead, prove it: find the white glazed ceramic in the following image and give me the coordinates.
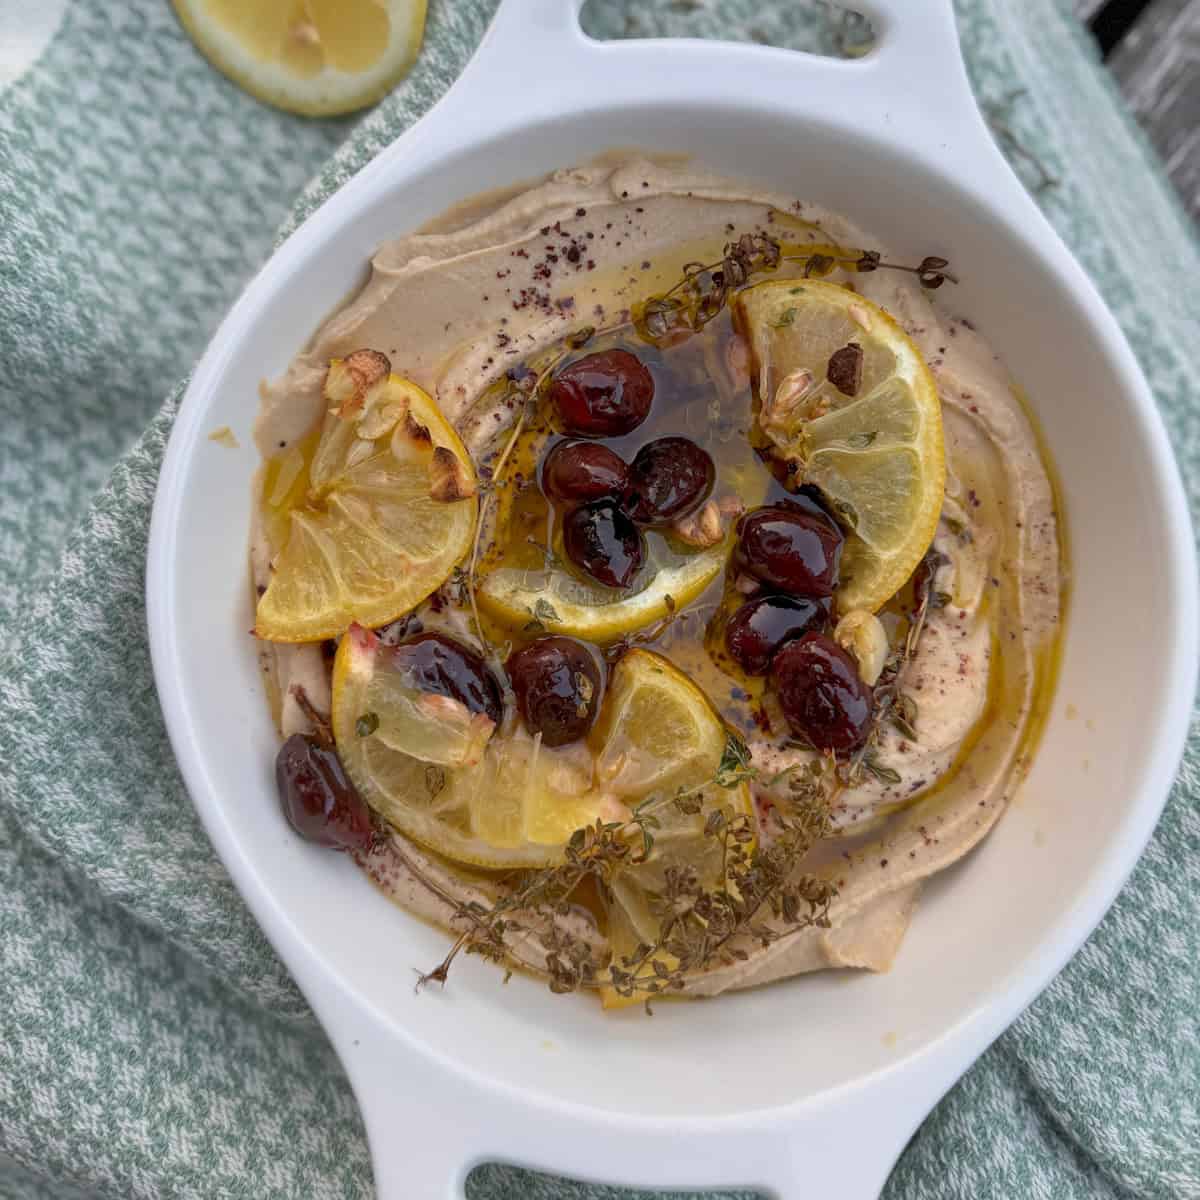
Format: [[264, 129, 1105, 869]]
[[146, 2, 1198, 1196]]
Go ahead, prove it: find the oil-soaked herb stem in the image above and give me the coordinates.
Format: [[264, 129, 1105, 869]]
[[635, 231, 957, 348], [465, 352, 565, 639], [404, 761, 837, 1001], [841, 547, 947, 786]]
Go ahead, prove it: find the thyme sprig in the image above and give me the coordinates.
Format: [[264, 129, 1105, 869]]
[[636, 232, 780, 344], [635, 231, 956, 347], [410, 798, 664, 994], [607, 793, 835, 1003], [465, 352, 565, 637], [408, 758, 837, 1002], [797, 249, 958, 290], [290, 683, 333, 746], [840, 546, 947, 787], [605, 591, 687, 661]]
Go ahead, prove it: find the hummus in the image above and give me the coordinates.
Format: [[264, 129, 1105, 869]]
[[253, 156, 1063, 995]]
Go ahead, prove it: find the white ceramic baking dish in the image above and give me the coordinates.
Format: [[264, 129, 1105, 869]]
[[146, 2, 1198, 1196]]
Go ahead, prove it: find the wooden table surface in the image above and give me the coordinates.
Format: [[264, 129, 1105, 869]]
[[1078, 0, 1199, 223]]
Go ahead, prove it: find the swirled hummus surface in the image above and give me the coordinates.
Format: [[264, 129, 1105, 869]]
[[252, 156, 1062, 994]]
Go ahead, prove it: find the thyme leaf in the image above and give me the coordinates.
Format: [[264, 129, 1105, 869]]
[[861, 750, 902, 785], [716, 730, 757, 788]]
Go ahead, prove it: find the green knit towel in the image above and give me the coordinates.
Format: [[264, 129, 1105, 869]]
[[1, 2, 1196, 1198]]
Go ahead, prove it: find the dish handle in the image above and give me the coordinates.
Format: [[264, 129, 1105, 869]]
[[417, 0, 1014, 197], [325, 970, 967, 1200], [331, 1003, 964, 1200]]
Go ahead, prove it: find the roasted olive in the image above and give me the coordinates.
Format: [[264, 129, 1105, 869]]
[[772, 632, 873, 752], [392, 631, 503, 726], [734, 505, 843, 597], [507, 636, 603, 746], [724, 593, 828, 676], [562, 499, 646, 589], [541, 439, 630, 503], [626, 436, 715, 525], [549, 349, 654, 437], [275, 734, 373, 850]]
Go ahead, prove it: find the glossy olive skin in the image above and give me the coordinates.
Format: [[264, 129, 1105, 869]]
[[734, 505, 844, 598], [392, 631, 503, 726], [507, 637, 603, 747], [776, 489, 837, 525], [626, 436, 715, 525], [724, 593, 829, 676], [541, 439, 630, 504], [562, 499, 646, 589], [549, 349, 655, 437], [772, 632, 873, 752], [275, 734, 374, 850]]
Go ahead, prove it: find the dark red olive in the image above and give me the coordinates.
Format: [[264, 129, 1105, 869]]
[[724, 594, 829, 676], [392, 632, 503, 726], [562, 499, 645, 588], [734, 505, 843, 597], [507, 636, 603, 747], [541, 439, 630, 504], [549, 349, 654, 437], [772, 633, 873, 752], [276, 734, 374, 850], [626, 436, 715, 525]]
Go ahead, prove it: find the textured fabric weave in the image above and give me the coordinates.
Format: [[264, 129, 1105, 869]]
[[1, 2, 1196, 1198]]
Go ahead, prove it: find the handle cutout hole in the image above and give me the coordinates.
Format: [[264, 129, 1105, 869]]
[[579, 0, 874, 59], [467, 1163, 769, 1199]]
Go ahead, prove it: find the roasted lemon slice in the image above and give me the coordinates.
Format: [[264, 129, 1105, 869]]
[[332, 637, 752, 871], [255, 361, 476, 642], [477, 540, 727, 645], [172, 0, 425, 117], [736, 279, 945, 613]]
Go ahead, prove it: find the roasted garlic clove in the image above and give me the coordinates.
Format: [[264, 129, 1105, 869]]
[[833, 608, 889, 686], [670, 494, 745, 548], [324, 348, 391, 418], [429, 445, 477, 502], [390, 410, 434, 465]]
